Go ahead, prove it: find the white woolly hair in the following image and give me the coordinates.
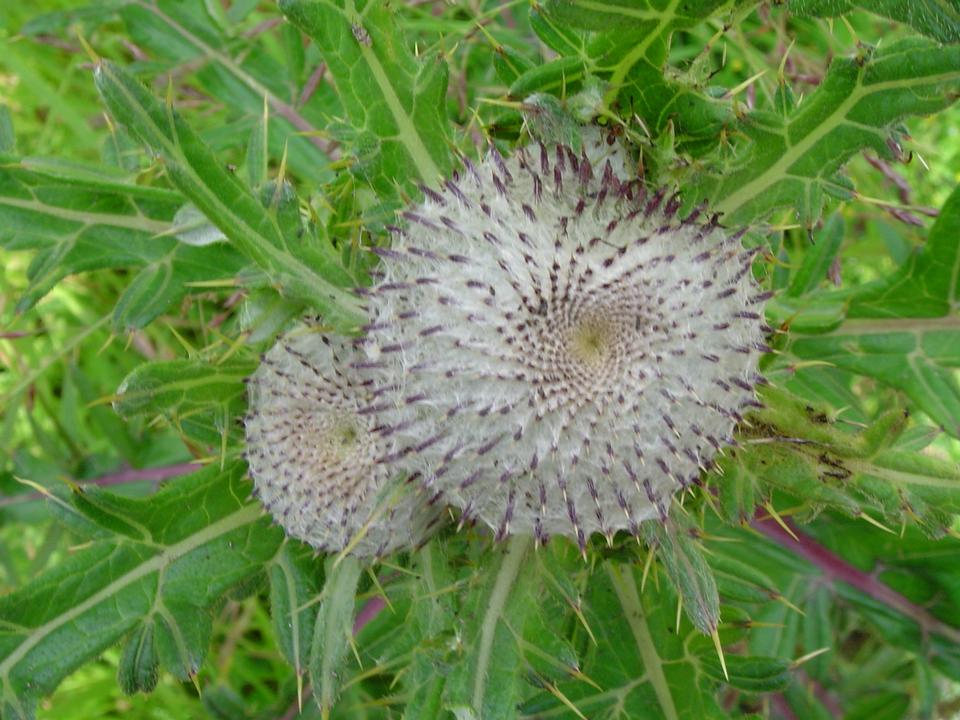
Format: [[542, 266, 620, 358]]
[[244, 324, 440, 559], [356, 131, 770, 550]]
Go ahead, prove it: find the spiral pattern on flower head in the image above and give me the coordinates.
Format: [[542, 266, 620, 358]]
[[355, 130, 771, 550], [244, 324, 440, 559]]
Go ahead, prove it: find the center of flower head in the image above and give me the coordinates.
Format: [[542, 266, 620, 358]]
[[523, 302, 627, 410], [527, 288, 647, 409], [328, 415, 360, 452], [313, 411, 374, 471], [569, 317, 612, 365]]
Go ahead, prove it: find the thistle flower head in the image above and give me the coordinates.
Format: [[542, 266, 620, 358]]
[[244, 325, 438, 558], [358, 131, 770, 549]]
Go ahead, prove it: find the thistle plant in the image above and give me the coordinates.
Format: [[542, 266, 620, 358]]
[[359, 136, 770, 548]]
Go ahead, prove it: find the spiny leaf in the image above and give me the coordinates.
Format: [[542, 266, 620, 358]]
[[645, 518, 721, 636], [523, 562, 727, 720], [309, 555, 362, 717], [21, 0, 335, 180], [538, 0, 753, 157], [789, 0, 960, 44], [269, 543, 323, 683], [787, 213, 845, 297], [787, 183, 960, 437], [0, 157, 230, 328], [279, 0, 454, 196], [732, 387, 960, 535], [401, 544, 457, 718], [703, 39, 960, 224], [113, 359, 254, 419], [93, 60, 365, 330], [0, 464, 282, 717]]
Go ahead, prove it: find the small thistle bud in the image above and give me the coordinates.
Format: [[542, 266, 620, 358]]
[[244, 325, 438, 558], [360, 131, 768, 549]]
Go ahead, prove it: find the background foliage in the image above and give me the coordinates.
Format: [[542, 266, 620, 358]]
[[1, 1, 960, 718]]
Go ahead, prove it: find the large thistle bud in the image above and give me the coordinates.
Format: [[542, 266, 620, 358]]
[[244, 324, 439, 558], [357, 132, 770, 550]]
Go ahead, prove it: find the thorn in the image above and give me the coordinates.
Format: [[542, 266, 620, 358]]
[[763, 502, 799, 541], [277, 141, 289, 192], [792, 646, 831, 668], [711, 628, 729, 681], [641, 547, 655, 592], [540, 678, 588, 720], [771, 592, 805, 616], [570, 597, 597, 645], [568, 667, 602, 691], [857, 511, 895, 534], [189, 670, 202, 696], [76, 30, 100, 64]]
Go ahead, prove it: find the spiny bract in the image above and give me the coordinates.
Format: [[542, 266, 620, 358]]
[[244, 324, 439, 558], [357, 132, 770, 550]]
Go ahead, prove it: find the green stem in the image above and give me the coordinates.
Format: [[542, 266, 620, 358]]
[[607, 563, 679, 720]]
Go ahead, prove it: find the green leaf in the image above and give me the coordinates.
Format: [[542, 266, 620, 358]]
[[493, 45, 537, 87], [118, 621, 159, 695], [509, 57, 587, 98], [714, 456, 758, 525], [279, 0, 454, 195], [544, 0, 750, 32], [113, 242, 247, 330], [788, 184, 960, 436], [308, 555, 362, 716], [718, 519, 960, 683], [787, 213, 844, 297], [93, 60, 365, 330], [113, 358, 254, 419], [268, 543, 322, 681], [529, 7, 588, 57], [736, 387, 960, 534], [708, 553, 781, 606], [0, 106, 16, 154], [0, 464, 281, 717], [789, 0, 960, 44], [645, 519, 720, 636], [0, 158, 173, 309], [0, 155, 247, 331], [402, 544, 456, 719], [703, 39, 960, 224], [113, 358, 254, 446], [699, 653, 792, 692], [106, 0, 335, 181], [539, 0, 753, 156], [245, 111, 269, 191]]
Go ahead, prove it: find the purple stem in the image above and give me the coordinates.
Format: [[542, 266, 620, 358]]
[[0, 462, 202, 508], [353, 595, 387, 635], [770, 692, 799, 720], [753, 514, 960, 644]]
